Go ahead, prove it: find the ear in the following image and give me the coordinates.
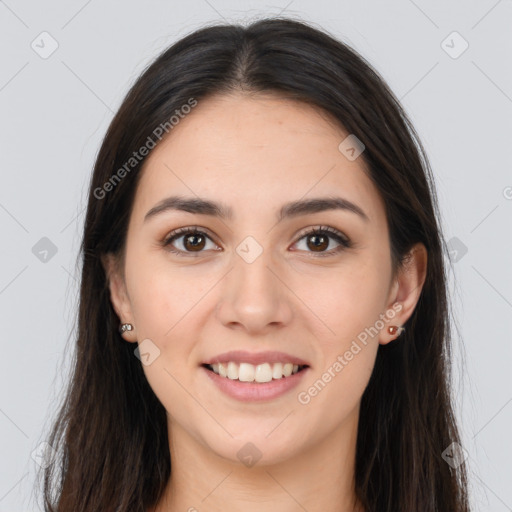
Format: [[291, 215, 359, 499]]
[[101, 253, 138, 343], [379, 242, 428, 345]]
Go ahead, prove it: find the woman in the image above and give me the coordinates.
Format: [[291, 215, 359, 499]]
[[39, 17, 470, 512]]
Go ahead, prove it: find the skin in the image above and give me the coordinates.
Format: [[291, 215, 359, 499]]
[[103, 92, 427, 512]]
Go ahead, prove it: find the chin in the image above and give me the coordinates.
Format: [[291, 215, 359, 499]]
[[202, 427, 305, 468]]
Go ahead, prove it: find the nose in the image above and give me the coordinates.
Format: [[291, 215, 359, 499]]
[[215, 243, 294, 335]]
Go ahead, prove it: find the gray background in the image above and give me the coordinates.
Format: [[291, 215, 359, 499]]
[[1, 0, 511, 510]]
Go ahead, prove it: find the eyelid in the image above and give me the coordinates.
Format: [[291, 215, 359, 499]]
[[293, 224, 350, 244], [163, 225, 217, 243]]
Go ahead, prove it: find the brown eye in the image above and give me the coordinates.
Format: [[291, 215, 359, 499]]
[[306, 233, 329, 252], [292, 226, 351, 257], [163, 227, 218, 256], [182, 232, 206, 251]]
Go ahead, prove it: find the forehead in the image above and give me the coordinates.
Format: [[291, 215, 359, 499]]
[[133, 93, 385, 224]]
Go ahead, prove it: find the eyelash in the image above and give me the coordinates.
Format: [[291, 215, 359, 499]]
[[162, 225, 352, 258]]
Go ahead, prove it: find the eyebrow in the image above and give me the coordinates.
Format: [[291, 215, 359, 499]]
[[144, 195, 369, 223]]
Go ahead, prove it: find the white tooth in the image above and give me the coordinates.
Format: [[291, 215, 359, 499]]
[[239, 362, 255, 382], [216, 361, 299, 381], [272, 362, 283, 379], [227, 361, 239, 380], [255, 363, 273, 383]]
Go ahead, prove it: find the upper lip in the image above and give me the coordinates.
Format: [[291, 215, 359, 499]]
[[202, 350, 310, 367]]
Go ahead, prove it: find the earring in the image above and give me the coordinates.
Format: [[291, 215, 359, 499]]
[[388, 325, 405, 336], [119, 323, 134, 334]]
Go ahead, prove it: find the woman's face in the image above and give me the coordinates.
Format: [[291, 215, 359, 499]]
[[106, 93, 423, 465]]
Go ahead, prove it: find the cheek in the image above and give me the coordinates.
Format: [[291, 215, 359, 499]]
[[289, 256, 389, 338], [125, 254, 216, 377], [298, 343, 377, 430], [289, 256, 387, 407], [125, 247, 201, 336], [126, 263, 202, 420], [297, 269, 383, 417], [130, 274, 176, 338]]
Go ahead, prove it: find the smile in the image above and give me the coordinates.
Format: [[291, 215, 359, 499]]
[[201, 362, 310, 402]]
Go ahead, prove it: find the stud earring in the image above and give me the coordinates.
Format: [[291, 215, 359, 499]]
[[387, 325, 405, 336], [119, 323, 134, 334]]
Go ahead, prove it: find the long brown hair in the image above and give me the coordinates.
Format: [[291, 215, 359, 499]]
[[37, 17, 470, 511]]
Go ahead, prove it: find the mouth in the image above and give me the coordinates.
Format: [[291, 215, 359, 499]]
[[201, 362, 309, 383]]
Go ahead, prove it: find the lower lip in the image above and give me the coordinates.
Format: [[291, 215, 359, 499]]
[[201, 365, 309, 402]]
